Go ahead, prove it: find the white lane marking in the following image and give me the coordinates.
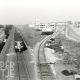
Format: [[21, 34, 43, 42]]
[[6, 53, 16, 56], [6, 61, 15, 78], [9, 61, 15, 77]]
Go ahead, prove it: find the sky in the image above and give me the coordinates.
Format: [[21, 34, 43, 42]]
[[0, 0, 80, 24]]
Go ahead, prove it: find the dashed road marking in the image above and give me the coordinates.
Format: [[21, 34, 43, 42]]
[[6, 53, 16, 56]]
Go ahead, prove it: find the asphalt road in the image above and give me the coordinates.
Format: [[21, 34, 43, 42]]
[[0, 27, 36, 80], [13, 29, 36, 80]]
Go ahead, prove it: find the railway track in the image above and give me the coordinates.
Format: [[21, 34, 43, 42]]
[[37, 31, 59, 80], [38, 43, 54, 80]]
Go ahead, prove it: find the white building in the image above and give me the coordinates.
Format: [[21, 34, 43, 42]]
[[36, 23, 46, 30], [48, 22, 56, 28], [41, 23, 54, 33]]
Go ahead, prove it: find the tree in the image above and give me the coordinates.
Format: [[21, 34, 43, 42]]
[[0, 24, 4, 28], [4, 25, 13, 38]]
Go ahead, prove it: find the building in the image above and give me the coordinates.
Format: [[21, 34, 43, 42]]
[[42, 24, 53, 32], [48, 22, 56, 31]]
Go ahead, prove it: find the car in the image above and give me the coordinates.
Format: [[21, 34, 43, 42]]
[[45, 38, 55, 47], [14, 41, 27, 52], [50, 38, 55, 41], [61, 69, 77, 76], [45, 40, 52, 47]]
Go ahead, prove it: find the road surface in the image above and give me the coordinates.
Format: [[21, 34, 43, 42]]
[[0, 27, 36, 80]]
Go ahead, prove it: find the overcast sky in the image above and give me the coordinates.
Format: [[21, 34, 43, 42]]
[[0, 0, 80, 24]]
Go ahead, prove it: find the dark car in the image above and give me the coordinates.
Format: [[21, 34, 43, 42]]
[[50, 38, 55, 42], [15, 41, 27, 52], [61, 70, 77, 76]]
